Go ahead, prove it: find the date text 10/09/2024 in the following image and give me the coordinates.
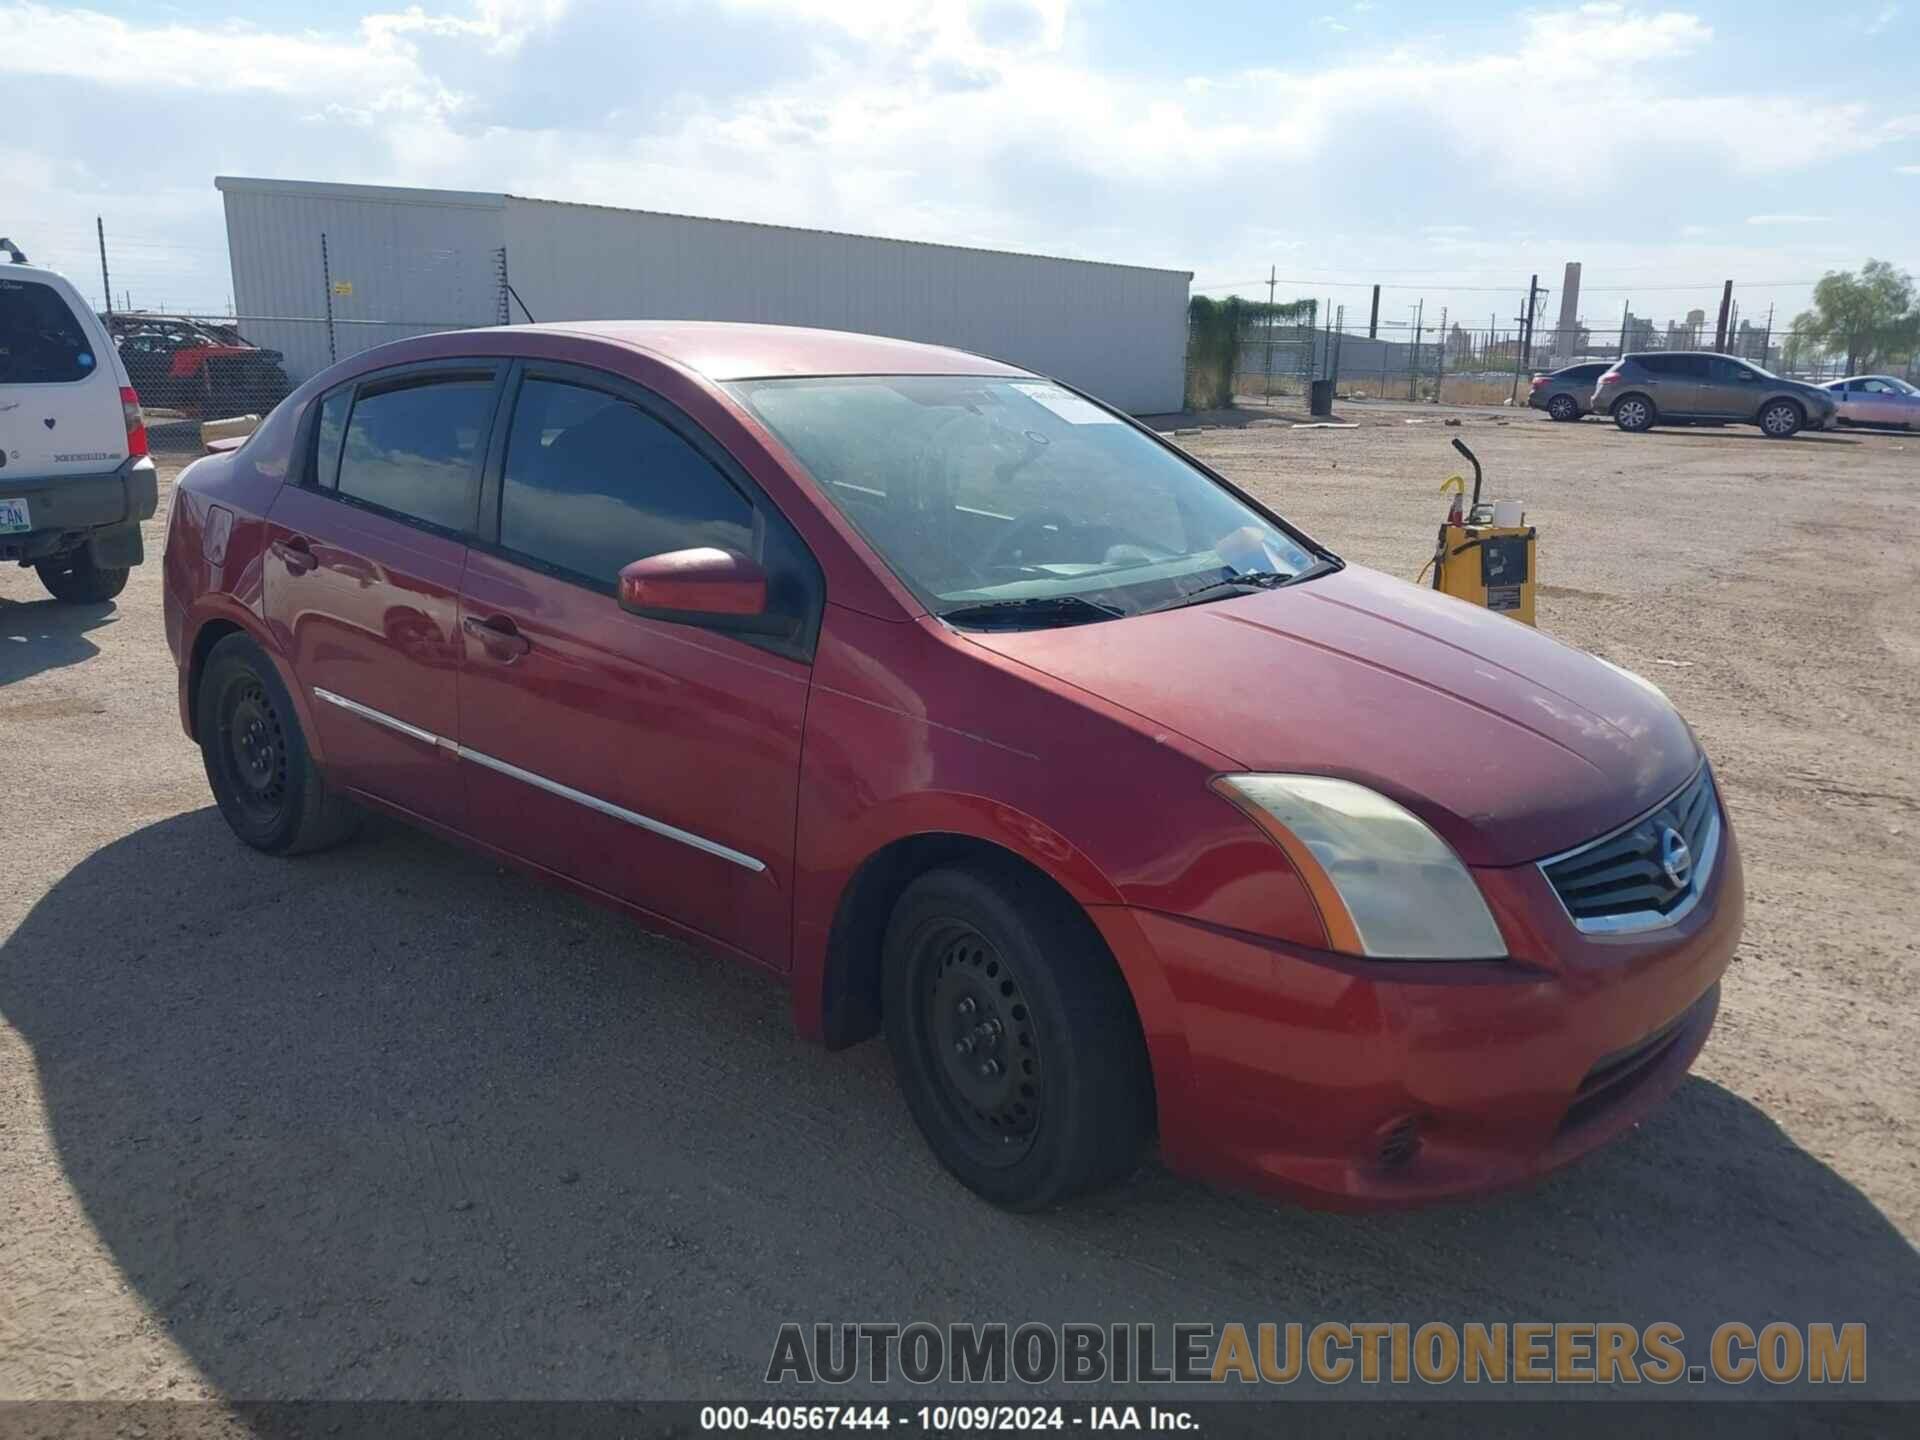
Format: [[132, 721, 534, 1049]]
[[701, 1407, 1195, 1431]]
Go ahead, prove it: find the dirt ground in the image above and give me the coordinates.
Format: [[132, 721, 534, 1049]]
[[2, 405, 1917, 1412]]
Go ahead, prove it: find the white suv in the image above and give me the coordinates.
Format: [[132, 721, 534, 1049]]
[[1, 240, 158, 602]]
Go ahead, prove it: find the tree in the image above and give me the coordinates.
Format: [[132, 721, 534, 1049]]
[[1789, 260, 1920, 375]]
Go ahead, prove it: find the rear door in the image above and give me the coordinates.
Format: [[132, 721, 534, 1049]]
[[264, 360, 504, 830], [455, 363, 819, 968], [1661, 354, 1713, 414], [0, 272, 126, 481]]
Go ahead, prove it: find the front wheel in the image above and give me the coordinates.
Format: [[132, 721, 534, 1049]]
[[197, 633, 361, 855], [1613, 395, 1655, 432], [36, 550, 129, 603], [1759, 399, 1804, 439], [1547, 394, 1580, 422], [882, 863, 1153, 1210]]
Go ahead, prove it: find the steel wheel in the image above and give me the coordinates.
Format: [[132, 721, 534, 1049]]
[[912, 919, 1042, 1167], [1547, 394, 1579, 422], [219, 679, 292, 829]]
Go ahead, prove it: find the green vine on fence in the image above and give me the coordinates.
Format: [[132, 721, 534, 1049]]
[[1186, 295, 1319, 410]]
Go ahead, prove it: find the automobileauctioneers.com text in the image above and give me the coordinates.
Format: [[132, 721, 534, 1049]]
[[766, 1320, 1865, 1387]]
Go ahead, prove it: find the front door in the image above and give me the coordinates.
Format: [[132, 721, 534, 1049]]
[[1702, 356, 1760, 418], [455, 366, 819, 968], [265, 361, 502, 830]]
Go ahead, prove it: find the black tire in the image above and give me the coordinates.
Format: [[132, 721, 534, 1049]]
[[35, 550, 129, 603], [197, 633, 360, 855], [1758, 398, 1803, 439], [1612, 394, 1656, 432], [882, 862, 1153, 1210], [1547, 394, 1580, 422]]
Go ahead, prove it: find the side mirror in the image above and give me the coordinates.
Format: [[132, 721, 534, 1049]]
[[617, 547, 787, 633]]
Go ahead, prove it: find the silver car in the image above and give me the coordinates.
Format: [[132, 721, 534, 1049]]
[[1822, 375, 1920, 430]]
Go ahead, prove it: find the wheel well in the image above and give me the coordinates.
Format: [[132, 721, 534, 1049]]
[[1763, 394, 1804, 418], [184, 618, 245, 741], [1612, 391, 1654, 418], [818, 834, 1123, 1053]]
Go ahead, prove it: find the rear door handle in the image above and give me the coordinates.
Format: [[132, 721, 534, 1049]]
[[270, 536, 318, 575], [463, 613, 531, 659]]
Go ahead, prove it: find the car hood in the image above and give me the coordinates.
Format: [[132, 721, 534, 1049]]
[[964, 564, 1700, 867]]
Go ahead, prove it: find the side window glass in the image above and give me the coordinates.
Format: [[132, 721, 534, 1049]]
[[336, 375, 494, 532], [499, 378, 754, 586], [312, 387, 350, 490]]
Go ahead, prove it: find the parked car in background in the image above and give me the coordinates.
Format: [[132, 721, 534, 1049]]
[[1821, 375, 1920, 430], [108, 313, 293, 420], [1592, 352, 1837, 438], [1, 240, 157, 602], [1528, 361, 1609, 421], [164, 321, 1742, 1212]]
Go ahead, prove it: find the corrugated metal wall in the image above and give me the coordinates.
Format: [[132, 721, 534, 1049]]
[[501, 198, 1187, 413], [219, 179, 508, 383], [218, 179, 1189, 413]]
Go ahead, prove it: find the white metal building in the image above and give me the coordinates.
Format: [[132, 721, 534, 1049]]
[[215, 177, 1191, 413]]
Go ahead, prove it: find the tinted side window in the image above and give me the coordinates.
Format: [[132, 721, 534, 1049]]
[[499, 378, 753, 586], [336, 375, 494, 531], [312, 388, 350, 490], [1637, 355, 1677, 376], [0, 278, 98, 384], [1707, 357, 1752, 383], [1562, 363, 1606, 381]]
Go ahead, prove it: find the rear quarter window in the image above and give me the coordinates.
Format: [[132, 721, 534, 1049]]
[[0, 278, 99, 384]]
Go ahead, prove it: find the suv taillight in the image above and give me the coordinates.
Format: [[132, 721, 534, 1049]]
[[1598, 372, 1621, 385], [121, 386, 149, 458], [1530, 376, 1548, 389]]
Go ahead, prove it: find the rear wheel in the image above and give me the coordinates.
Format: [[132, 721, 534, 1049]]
[[1613, 395, 1655, 432], [882, 863, 1153, 1209], [35, 550, 129, 603], [1547, 394, 1580, 422], [197, 633, 360, 855], [1759, 399, 1803, 439]]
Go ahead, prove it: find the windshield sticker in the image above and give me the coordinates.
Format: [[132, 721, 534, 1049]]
[[1010, 383, 1121, 425]]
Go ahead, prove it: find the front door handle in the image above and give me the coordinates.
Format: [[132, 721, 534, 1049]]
[[463, 613, 531, 660], [271, 535, 318, 575]]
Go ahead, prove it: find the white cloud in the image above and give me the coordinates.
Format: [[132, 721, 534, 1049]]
[[1746, 214, 1831, 225], [1898, 164, 1920, 174], [1865, 2, 1901, 34]]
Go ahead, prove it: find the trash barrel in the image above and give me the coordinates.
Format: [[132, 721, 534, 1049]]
[[1309, 379, 1335, 417]]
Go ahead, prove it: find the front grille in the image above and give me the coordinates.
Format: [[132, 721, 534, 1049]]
[[1540, 767, 1719, 934]]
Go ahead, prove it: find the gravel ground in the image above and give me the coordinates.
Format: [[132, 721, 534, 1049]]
[[2, 407, 1917, 1412]]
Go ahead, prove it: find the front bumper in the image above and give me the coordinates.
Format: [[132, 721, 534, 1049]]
[[1090, 813, 1743, 1210]]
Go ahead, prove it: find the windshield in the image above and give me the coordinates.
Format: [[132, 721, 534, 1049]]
[[727, 375, 1325, 626]]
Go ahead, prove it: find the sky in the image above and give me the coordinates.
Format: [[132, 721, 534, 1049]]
[[5, 0, 1918, 336]]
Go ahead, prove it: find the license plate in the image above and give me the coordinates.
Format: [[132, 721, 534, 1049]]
[[0, 497, 30, 534]]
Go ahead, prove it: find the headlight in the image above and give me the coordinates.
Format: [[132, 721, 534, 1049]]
[[1212, 775, 1506, 960]]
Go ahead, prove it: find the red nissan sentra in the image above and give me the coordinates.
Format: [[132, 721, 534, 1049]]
[[162, 323, 1742, 1211]]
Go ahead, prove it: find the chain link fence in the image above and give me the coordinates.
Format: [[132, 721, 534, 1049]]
[[1221, 321, 1909, 409]]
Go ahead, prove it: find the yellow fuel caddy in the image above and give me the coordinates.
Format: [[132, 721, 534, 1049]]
[[1424, 437, 1537, 626]]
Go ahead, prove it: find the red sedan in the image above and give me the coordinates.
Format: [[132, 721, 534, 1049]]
[[162, 322, 1742, 1211]]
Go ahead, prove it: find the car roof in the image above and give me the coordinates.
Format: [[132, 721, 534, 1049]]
[[492, 320, 1034, 382]]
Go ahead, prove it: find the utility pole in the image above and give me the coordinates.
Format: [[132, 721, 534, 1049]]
[[97, 217, 112, 320], [1267, 265, 1276, 309], [1762, 303, 1775, 368], [1368, 284, 1381, 340], [1435, 306, 1448, 399], [1714, 279, 1733, 352], [1508, 274, 1538, 404], [1409, 300, 1424, 401], [1619, 299, 1630, 357]]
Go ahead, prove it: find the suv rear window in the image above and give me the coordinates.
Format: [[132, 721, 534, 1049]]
[[1560, 363, 1607, 380], [0, 278, 99, 384]]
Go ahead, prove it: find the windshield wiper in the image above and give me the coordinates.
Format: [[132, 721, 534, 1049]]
[[1153, 557, 1343, 612], [937, 594, 1124, 629]]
